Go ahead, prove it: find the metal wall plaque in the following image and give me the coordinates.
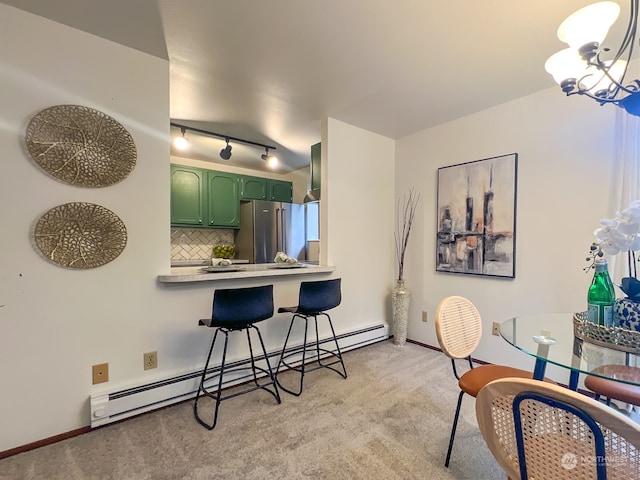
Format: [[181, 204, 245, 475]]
[[25, 105, 137, 187], [34, 202, 127, 269]]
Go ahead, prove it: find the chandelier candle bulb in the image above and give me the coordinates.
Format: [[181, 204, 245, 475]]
[[587, 258, 616, 326]]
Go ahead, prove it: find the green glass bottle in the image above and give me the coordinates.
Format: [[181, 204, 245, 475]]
[[587, 258, 616, 326]]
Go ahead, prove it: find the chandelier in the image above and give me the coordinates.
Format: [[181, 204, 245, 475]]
[[545, 1, 640, 116]]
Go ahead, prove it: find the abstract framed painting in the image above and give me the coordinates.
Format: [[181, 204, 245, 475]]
[[436, 153, 518, 278]]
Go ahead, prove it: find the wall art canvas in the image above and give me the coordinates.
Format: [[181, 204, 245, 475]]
[[436, 153, 517, 278]]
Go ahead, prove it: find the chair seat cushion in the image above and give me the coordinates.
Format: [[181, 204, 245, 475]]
[[585, 365, 640, 405], [459, 365, 538, 398]]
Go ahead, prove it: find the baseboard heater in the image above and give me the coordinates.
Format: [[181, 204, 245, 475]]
[[90, 324, 388, 427]]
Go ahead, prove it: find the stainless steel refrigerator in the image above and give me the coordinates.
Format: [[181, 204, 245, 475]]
[[235, 200, 307, 263]]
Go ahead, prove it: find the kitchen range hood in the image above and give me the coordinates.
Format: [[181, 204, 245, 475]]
[[304, 188, 320, 202], [304, 142, 321, 203]]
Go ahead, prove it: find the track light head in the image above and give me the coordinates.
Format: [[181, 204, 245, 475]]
[[261, 147, 279, 168], [220, 139, 232, 160], [173, 127, 190, 150]]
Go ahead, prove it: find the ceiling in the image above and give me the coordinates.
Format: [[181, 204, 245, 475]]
[[1, 0, 624, 173]]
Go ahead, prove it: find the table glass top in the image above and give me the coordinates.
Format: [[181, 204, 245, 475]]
[[500, 314, 640, 387]]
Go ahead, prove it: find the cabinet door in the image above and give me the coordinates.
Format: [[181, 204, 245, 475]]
[[269, 179, 293, 202], [240, 175, 268, 200], [170, 165, 205, 226], [207, 172, 240, 227]]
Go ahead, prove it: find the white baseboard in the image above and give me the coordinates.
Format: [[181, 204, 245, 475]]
[[90, 323, 388, 427]]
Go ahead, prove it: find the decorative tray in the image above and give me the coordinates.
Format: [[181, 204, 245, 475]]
[[573, 312, 640, 354], [200, 266, 244, 273], [271, 263, 306, 269]]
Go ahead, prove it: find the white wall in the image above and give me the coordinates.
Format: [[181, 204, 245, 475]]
[[325, 118, 396, 329], [0, 4, 170, 451], [0, 6, 396, 452], [395, 86, 617, 383]]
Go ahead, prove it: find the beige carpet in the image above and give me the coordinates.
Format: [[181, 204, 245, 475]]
[[0, 340, 505, 480]]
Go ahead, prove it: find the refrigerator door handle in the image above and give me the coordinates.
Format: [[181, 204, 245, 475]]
[[281, 206, 287, 253], [276, 207, 281, 252]]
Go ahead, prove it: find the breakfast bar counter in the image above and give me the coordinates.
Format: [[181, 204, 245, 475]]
[[157, 263, 336, 284]]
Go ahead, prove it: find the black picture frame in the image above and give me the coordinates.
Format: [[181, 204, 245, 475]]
[[436, 153, 518, 278]]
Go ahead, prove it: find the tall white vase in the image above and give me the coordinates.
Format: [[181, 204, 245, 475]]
[[391, 279, 410, 346]]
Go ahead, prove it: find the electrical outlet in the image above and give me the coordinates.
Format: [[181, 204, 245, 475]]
[[422, 311, 428, 323], [92, 363, 109, 384], [144, 351, 158, 370], [492, 322, 501, 336]]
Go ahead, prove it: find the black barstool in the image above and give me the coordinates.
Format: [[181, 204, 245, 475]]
[[194, 284, 281, 430], [275, 278, 347, 396]]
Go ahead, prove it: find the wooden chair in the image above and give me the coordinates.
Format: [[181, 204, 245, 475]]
[[476, 377, 640, 480], [435, 296, 538, 467]]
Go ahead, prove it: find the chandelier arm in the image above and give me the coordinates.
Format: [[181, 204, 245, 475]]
[[611, 0, 639, 59], [566, 87, 626, 105], [585, 51, 636, 96]]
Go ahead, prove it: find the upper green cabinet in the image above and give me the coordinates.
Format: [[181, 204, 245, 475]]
[[240, 175, 293, 203], [171, 165, 293, 228], [268, 179, 293, 202], [171, 166, 240, 228], [240, 175, 268, 200], [206, 171, 240, 227], [170, 165, 205, 226]]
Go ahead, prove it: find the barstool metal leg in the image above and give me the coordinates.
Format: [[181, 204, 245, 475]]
[[251, 325, 281, 404], [276, 314, 310, 396], [317, 313, 347, 378], [194, 328, 230, 430]]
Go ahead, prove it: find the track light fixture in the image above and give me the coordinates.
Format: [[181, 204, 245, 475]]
[[170, 122, 277, 166], [261, 147, 279, 168], [545, 1, 640, 116], [220, 138, 232, 160], [173, 127, 190, 150]]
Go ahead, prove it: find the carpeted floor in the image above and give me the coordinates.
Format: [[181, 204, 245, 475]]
[[0, 340, 506, 479]]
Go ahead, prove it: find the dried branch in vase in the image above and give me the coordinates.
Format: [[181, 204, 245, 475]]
[[395, 188, 419, 282]]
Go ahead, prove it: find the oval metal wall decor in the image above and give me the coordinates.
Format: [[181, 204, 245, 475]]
[[25, 105, 137, 187], [34, 202, 127, 269]]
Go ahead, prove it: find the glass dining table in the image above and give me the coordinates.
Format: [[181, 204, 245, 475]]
[[500, 313, 640, 391]]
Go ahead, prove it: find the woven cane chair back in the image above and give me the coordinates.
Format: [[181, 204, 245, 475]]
[[435, 296, 482, 359], [476, 378, 640, 480]]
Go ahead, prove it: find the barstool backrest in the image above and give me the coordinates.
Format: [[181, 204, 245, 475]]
[[298, 278, 341, 314], [211, 284, 274, 328]]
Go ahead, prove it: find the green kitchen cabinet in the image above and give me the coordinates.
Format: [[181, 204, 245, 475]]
[[268, 179, 293, 202], [240, 175, 268, 200], [170, 165, 205, 226], [171, 165, 292, 228], [206, 171, 240, 227]]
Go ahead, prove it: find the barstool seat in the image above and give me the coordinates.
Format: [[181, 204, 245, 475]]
[[193, 284, 281, 430], [275, 278, 347, 396]]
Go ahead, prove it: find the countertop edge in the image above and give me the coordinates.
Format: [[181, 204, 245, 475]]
[[157, 264, 336, 283]]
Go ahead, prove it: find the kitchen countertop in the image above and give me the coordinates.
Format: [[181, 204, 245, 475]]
[[158, 263, 335, 284]]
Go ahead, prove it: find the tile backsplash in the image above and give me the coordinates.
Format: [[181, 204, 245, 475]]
[[171, 227, 235, 261]]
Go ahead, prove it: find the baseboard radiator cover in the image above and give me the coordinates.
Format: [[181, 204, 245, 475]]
[[90, 323, 388, 427]]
